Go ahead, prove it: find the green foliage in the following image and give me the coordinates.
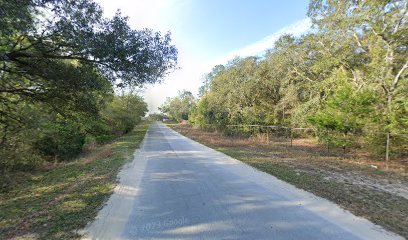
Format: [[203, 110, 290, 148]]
[[147, 113, 168, 122], [84, 118, 113, 144], [309, 71, 377, 147], [0, 92, 148, 170], [35, 121, 86, 161], [0, 124, 149, 238], [159, 90, 196, 122], [102, 94, 148, 135], [188, 0, 407, 154], [0, 0, 176, 170], [190, 94, 229, 127]]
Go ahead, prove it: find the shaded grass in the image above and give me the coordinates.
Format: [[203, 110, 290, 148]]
[[172, 125, 408, 239], [0, 124, 149, 240]]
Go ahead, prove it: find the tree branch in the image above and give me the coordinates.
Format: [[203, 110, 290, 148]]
[[390, 60, 408, 93], [393, 1, 407, 34]]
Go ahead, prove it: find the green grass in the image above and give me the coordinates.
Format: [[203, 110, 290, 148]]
[[0, 124, 149, 240]]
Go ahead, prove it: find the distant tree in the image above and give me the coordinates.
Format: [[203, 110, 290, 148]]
[[148, 113, 166, 121], [102, 94, 148, 135], [159, 90, 196, 122]]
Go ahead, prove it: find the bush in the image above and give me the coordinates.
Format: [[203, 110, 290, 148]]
[[35, 121, 86, 161], [309, 80, 376, 150], [1, 93, 148, 170], [102, 94, 147, 136], [0, 134, 44, 171]]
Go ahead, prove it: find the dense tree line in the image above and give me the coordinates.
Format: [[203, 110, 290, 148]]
[[0, 0, 177, 170], [188, 0, 407, 152]]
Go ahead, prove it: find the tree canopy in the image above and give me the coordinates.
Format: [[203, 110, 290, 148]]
[[188, 0, 407, 152], [1, 0, 177, 124], [0, 0, 178, 170]]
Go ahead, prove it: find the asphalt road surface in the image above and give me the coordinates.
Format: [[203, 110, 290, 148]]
[[82, 122, 403, 240]]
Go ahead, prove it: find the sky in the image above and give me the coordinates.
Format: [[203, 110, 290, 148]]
[[95, 0, 311, 113]]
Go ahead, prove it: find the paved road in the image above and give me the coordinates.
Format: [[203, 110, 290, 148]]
[[82, 122, 403, 240]]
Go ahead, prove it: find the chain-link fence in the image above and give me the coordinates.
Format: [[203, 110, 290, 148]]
[[186, 124, 408, 163]]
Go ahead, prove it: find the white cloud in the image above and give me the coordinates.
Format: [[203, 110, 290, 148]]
[[143, 51, 207, 113], [95, 0, 193, 113], [211, 18, 312, 67], [94, 1, 312, 114], [144, 18, 312, 114], [95, 0, 180, 31]]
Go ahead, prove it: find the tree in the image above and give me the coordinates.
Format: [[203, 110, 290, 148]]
[[0, 0, 177, 169], [1, 0, 177, 127], [102, 94, 148, 135], [172, 0, 408, 156], [148, 113, 166, 121], [308, 0, 408, 133], [159, 90, 196, 122], [198, 65, 225, 97], [309, 69, 377, 148]]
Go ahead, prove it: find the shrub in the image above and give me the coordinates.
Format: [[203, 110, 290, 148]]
[[35, 121, 86, 161]]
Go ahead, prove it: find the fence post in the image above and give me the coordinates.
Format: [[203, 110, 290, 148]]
[[326, 130, 330, 154], [266, 127, 269, 144], [290, 128, 293, 147], [385, 132, 390, 167]]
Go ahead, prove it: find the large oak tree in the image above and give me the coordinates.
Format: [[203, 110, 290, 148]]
[[0, 0, 178, 125]]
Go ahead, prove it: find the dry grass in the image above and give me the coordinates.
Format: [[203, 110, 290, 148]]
[[172, 124, 408, 239], [78, 144, 114, 165]]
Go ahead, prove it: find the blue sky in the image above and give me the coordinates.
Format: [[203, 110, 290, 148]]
[[179, 0, 310, 60], [96, 0, 311, 112]]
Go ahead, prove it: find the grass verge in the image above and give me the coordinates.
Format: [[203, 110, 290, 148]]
[[171, 124, 408, 239], [0, 124, 149, 240]]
